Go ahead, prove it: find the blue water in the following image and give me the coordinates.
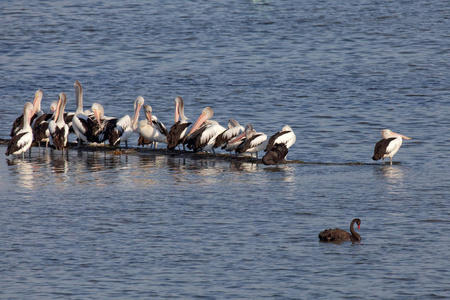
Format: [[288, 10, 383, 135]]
[[1, 0, 449, 298]]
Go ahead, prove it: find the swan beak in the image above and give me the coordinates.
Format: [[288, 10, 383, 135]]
[[358, 224, 361, 230]]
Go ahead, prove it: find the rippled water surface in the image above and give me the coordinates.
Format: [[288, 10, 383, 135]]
[[1, 0, 449, 298]]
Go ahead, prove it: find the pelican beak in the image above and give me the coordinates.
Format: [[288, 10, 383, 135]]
[[93, 109, 103, 129], [395, 132, 412, 140], [132, 102, 142, 129], [146, 111, 153, 127], [187, 111, 208, 136], [54, 97, 62, 121], [229, 131, 246, 144], [175, 100, 180, 123]]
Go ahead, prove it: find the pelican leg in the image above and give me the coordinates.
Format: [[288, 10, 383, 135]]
[[390, 157, 393, 165]]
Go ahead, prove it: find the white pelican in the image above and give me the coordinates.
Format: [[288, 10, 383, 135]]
[[264, 125, 296, 152], [6, 102, 34, 159], [214, 119, 245, 151], [111, 96, 144, 147], [372, 129, 412, 165], [235, 124, 268, 159], [138, 105, 168, 148], [10, 89, 44, 137], [184, 107, 226, 153], [49, 93, 69, 151], [72, 80, 98, 144], [167, 96, 191, 150]]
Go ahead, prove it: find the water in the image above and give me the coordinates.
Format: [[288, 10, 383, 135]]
[[1, 0, 450, 298]]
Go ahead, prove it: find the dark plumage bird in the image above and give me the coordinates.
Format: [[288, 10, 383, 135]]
[[262, 143, 288, 166], [319, 218, 361, 243], [49, 93, 69, 151], [167, 96, 191, 150]]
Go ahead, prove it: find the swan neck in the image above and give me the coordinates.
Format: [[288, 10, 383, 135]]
[[350, 220, 361, 241]]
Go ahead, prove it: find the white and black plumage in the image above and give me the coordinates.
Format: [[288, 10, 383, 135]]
[[264, 125, 296, 152], [235, 124, 268, 159], [10, 89, 44, 137], [33, 100, 59, 149], [91, 102, 119, 145], [49, 92, 69, 151], [6, 102, 34, 158], [167, 96, 191, 150], [372, 129, 412, 165], [319, 219, 361, 243], [110, 96, 144, 147], [138, 104, 168, 148], [72, 80, 98, 144], [214, 119, 245, 152], [183, 107, 226, 153]]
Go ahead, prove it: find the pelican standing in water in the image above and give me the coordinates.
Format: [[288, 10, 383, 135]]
[[6, 102, 34, 159], [234, 124, 268, 159], [49, 92, 70, 152], [72, 80, 98, 145], [167, 96, 191, 150], [214, 119, 245, 152], [264, 125, 296, 152], [183, 107, 226, 154], [111, 96, 144, 147], [372, 129, 412, 165], [10, 89, 44, 137], [138, 104, 168, 148], [91, 102, 119, 145], [33, 100, 59, 151]]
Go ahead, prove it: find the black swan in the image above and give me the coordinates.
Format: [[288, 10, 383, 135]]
[[318, 218, 361, 242]]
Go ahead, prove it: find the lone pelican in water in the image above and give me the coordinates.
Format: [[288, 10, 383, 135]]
[[372, 129, 412, 165]]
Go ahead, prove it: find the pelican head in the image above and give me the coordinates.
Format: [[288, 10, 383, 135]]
[[187, 106, 214, 136], [50, 100, 58, 113], [381, 129, 412, 140], [91, 103, 105, 128]]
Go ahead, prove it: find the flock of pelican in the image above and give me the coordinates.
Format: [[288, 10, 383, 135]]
[[5, 80, 411, 165], [5, 81, 297, 165]]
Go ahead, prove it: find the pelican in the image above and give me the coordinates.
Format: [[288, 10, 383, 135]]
[[138, 105, 168, 148], [235, 124, 268, 159], [111, 96, 144, 147], [49, 92, 69, 151], [33, 100, 58, 150], [72, 80, 98, 144], [183, 107, 226, 153], [372, 129, 412, 165], [10, 89, 44, 137], [167, 96, 191, 150], [91, 102, 119, 145], [264, 125, 296, 153], [214, 119, 245, 152], [6, 102, 34, 159]]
